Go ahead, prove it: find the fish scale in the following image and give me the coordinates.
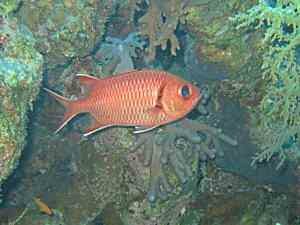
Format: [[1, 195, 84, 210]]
[[44, 69, 201, 136]]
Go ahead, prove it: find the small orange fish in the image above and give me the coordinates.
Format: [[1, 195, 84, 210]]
[[44, 69, 201, 136], [34, 197, 53, 216]]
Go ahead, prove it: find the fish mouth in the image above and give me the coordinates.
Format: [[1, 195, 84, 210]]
[[193, 96, 201, 109], [196, 94, 201, 103]]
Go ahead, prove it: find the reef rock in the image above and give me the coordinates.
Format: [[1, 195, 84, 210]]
[[17, 0, 116, 68], [0, 16, 43, 202], [185, 0, 259, 73]]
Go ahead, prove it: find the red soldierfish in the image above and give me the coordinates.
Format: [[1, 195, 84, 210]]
[[44, 69, 201, 136]]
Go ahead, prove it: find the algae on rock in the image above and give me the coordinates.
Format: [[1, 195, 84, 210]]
[[185, 0, 258, 73], [0, 0, 21, 16], [0, 16, 43, 198], [17, 0, 116, 68]]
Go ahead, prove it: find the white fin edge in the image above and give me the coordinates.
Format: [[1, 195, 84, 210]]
[[76, 73, 98, 78], [84, 124, 161, 137], [43, 88, 70, 102], [133, 125, 160, 134], [54, 114, 78, 134], [83, 124, 114, 137]]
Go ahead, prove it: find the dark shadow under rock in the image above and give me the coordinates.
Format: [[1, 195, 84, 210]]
[[214, 95, 298, 189]]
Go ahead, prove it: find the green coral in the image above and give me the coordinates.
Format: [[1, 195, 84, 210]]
[[185, 0, 258, 73], [0, 0, 21, 16], [0, 17, 43, 196], [233, 0, 300, 168]]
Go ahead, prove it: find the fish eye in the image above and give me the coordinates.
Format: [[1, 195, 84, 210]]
[[180, 85, 190, 98]]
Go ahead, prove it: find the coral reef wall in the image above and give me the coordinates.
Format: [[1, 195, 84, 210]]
[[0, 0, 119, 199], [0, 15, 43, 197]]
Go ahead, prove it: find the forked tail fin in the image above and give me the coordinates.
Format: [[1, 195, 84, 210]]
[[44, 88, 80, 134]]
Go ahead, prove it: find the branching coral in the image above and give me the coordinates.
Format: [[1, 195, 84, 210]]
[[0, 0, 21, 16], [133, 118, 237, 202], [232, 0, 300, 168], [136, 0, 189, 61]]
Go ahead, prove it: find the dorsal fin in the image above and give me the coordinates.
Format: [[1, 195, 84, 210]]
[[111, 69, 137, 77], [76, 70, 138, 85], [76, 74, 100, 91]]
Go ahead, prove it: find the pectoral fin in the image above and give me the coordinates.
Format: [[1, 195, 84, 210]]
[[147, 105, 163, 115], [134, 83, 167, 135], [145, 83, 166, 118]]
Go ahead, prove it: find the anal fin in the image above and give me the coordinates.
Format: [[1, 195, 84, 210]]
[[83, 117, 112, 137], [134, 125, 160, 134]]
